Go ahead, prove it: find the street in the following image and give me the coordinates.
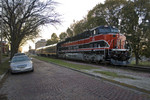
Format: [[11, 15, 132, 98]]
[[0, 58, 149, 100]]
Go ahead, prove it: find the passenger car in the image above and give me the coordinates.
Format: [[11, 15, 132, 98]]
[[14, 53, 26, 56], [10, 55, 34, 74]]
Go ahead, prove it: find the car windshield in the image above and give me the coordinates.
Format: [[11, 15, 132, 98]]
[[11, 56, 30, 63], [14, 53, 26, 56]]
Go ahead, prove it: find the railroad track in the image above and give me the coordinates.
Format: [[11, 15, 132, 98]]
[[119, 65, 150, 73], [96, 63, 150, 73], [41, 56, 150, 73], [60, 58, 150, 73]]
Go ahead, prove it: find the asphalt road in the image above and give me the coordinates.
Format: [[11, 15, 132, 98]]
[[0, 58, 149, 100]]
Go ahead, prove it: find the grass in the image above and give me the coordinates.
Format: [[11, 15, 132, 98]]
[[0, 60, 10, 75], [94, 71, 136, 79], [130, 61, 150, 67], [33, 56, 98, 70], [2, 54, 9, 58]]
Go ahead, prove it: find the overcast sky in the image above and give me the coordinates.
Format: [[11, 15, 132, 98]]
[[23, 0, 105, 52]]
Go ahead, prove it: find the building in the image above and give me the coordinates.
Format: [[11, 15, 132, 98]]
[[0, 41, 9, 55], [28, 46, 35, 54], [35, 39, 46, 49]]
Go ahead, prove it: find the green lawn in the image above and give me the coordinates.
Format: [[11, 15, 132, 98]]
[[2, 54, 9, 58], [94, 71, 136, 79], [0, 60, 10, 75], [130, 61, 150, 67], [33, 56, 98, 70]]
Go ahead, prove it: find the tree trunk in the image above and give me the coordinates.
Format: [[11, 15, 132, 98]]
[[10, 42, 19, 59], [135, 52, 139, 65]]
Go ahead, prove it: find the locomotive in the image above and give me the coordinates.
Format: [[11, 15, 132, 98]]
[[36, 25, 131, 65]]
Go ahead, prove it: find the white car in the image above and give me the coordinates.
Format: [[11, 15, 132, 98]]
[[10, 55, 34, 74], [14, 53, 26, 56]]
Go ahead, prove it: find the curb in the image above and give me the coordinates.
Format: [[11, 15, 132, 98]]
[[44, 60, 150, 95], [0, 70, 9, 82], [33, 58, 150, 95], [126, 65, 150, 73], [58, 65, 150, 95]]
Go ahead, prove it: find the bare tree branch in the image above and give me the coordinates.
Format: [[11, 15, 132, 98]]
[[1, 0, 61, 58]]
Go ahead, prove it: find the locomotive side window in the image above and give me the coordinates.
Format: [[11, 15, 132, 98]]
[[93, 30, 96, 35], [98, 27, 119, 34], [92, 41, 109, 48], [99, 28, 110, 33], [94, 43, 98, 48], [58, 47, 61, 51], [61, 47, 68, 50], [86, 44, 90, 48], [79, 45, 82, 49], [78, 44, 91, 49], [91, 30, 94, 36], [83, 44, 86, 48], [111, 28, 119, 33], [98, 44, 101, 48], [85, 31, 91, 38], [95, 28, 99, 34], [90, 43, 93, 48], [99, 41, 109, 47]]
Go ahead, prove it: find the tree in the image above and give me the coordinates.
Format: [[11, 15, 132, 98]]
[[120, 0, 150, 64], [51, 33, 59, 41], [46, 33, 59, 45], [1, 0, 60, 58], [46, 39, 53, 46], [66, 27, 73, 37], [142, 30, 150, 57], [86, 3, 107, 29], [59, 32, 67, 41], [73, 19, 87, 35], [19, 29, 40, 47], [136, 0, 150, 58], [104, 0, 127, 27]]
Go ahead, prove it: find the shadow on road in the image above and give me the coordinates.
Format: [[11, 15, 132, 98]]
[[0, 94, 8, 100]]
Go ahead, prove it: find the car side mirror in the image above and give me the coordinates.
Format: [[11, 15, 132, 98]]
[[9, 61, 11, 63], [30, 58, 33, 60]]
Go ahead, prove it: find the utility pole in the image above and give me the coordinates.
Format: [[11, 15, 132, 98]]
[[0, 0, 3, 64]]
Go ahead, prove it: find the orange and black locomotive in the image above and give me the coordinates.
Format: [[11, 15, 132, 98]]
[[36, 25, 131, 65]]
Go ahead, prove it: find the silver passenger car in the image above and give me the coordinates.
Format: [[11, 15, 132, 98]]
[[10, 55, 34, 74], [14, 53, 26, 56]]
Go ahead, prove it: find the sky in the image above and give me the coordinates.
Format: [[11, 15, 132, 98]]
[[22, 0, 105, 52]]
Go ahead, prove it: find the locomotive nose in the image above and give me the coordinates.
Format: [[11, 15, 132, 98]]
[[117, 34, 126, 49]]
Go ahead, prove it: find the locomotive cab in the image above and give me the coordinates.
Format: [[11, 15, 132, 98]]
[[93, 26, 132, 65], [110, 34, 132, 65]]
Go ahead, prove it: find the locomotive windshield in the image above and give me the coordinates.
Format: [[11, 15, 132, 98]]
[[98, 27, 119, 34]]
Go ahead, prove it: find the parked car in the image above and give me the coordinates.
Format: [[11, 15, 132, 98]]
[[10, 55, 34, 74], [14, 53, 26, 56]]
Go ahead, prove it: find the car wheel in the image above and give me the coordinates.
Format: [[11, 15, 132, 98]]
[[31, 68, 34, 72], [10, 71, 14, 74]]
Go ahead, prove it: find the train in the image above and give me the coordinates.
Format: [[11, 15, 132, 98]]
[[36, 25, 131, 65]]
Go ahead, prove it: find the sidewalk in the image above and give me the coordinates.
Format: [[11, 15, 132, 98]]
[[83, 68, 150, 93], [64, 60, 150, 94], [0, 57, 10, 81]]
